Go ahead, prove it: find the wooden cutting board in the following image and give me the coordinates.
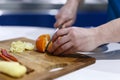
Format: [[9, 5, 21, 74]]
[[0, 37, 96, 80]]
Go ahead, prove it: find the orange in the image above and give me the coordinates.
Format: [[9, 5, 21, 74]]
[[36, 34, 51, 53]]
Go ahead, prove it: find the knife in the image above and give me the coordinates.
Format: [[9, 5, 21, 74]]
[[45, 25, 63, 53]]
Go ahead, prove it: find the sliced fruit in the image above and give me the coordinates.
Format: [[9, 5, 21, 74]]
[[36, 34, 51, 53]]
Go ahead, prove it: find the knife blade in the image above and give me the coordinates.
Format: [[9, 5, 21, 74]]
[[45, 25, 63, 53]]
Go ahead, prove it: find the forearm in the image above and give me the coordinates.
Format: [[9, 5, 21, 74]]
[[67, 0, 83, 4], [95, 18, 120, 45], [66, 0, 83, 9]]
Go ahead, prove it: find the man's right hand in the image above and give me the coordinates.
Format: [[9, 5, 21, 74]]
[[54, 0, 81, 28]]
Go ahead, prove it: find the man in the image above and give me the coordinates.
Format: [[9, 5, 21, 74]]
[[48, 0, 120, 55]]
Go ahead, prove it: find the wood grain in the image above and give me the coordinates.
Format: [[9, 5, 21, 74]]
[[0, 37, 96, 80]]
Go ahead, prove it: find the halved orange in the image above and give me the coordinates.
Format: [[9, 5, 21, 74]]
[[36, 34, 51, 53]]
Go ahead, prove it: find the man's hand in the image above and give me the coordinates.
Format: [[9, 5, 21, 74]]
[[48, 27, 101, 55], [54, 0, 81, 28]]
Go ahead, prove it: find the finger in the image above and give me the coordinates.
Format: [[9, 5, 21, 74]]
[[51, 35, 70, 53], [54, 13, 71, 28], [55, 13, 60, 19], [54, 18, 73, 28], [54, 21, 61, 28], [63, 20, 74, 27], [53, 41, 73, 56], [52, 28, 70, 42], [54, 18, 66, 28], [62, 47, 76, 55], [54, 12, 65, 27]]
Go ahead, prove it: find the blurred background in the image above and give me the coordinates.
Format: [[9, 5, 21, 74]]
[[0, 0, 108, 28]]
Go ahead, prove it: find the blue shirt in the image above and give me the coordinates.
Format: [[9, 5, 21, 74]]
[[108, 0, 120, 21]]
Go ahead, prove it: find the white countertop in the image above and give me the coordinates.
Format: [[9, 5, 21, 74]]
[[0, 26, 120, 80]]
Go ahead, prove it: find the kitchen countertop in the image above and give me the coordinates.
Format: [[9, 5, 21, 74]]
[[0, 26, 120, 80]]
